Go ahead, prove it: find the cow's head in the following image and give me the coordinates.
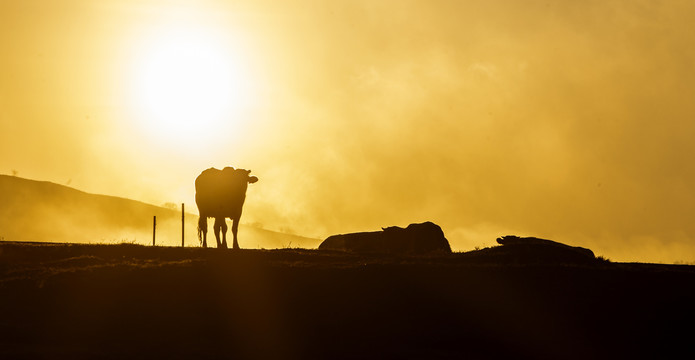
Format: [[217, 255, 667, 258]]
[[246, 170, 259, 184]]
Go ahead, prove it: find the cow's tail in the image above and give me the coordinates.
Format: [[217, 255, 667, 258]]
[[197, 220, 202, 246]]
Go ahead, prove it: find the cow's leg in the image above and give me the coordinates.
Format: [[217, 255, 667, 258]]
[[221, 219, 228, 249], [231, 216, 240, 250], [198, 216, 208, 248], [213, 217, 225, 248]]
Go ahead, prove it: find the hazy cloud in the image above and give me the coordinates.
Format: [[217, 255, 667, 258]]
[[2, 0, 695, 262]]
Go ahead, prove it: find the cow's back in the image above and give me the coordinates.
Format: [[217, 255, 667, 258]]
[[195, 167, 249, 218], [195, 168, 221, 215]]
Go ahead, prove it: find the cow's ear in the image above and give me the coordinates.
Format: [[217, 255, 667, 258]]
[[248, 176, 259, 184]]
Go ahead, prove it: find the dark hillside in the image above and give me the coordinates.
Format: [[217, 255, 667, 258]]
[[1, 242, 694, 359], [0, 175, 319, 248]]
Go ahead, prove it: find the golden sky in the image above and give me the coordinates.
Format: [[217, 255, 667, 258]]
[[2, 0, 695, 262]]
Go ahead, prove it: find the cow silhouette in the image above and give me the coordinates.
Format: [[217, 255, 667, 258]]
[[195, 167, 258, 249], [319, 222, 452, 254]]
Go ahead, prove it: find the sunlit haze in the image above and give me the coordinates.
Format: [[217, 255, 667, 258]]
[[129, 20, 257, 148], [2, 0, 695, 263]]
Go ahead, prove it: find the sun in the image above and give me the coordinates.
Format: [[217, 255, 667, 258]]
[[130, 25, 253, 146]]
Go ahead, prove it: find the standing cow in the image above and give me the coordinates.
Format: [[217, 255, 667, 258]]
[[195, 167, 258, 249]]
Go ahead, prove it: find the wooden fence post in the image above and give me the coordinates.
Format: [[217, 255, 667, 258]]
[[181, 203, 185, 247], [153, 215, 156, 246]]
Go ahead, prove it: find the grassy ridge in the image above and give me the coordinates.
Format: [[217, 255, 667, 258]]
[[1, 242, 695, 359]]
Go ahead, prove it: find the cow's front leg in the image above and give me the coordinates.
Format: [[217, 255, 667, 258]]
[[221, 219, 228, 249]]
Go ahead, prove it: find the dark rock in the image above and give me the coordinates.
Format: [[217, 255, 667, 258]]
[[319, 221, 452, 254]]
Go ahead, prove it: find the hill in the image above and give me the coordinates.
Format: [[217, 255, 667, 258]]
[[0, 175, 319, 248], [1, 242, 694, 359]]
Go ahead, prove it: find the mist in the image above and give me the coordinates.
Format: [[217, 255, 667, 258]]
[[240, 0, 695, 262], [2, 1, 695, 262]]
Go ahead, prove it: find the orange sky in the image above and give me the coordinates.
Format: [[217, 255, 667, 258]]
[[2, 0, 695, 263]]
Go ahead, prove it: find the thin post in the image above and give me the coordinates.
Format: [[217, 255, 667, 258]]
[[181, 203, 185, 247], [153, 215, 156, 246]]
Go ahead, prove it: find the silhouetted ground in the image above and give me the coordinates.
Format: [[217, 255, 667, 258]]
[[1, 242, 694, 359]]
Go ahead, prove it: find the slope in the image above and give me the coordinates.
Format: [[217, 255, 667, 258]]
[[0, 175, 319, 248]]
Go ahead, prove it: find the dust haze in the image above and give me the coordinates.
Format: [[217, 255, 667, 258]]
[[0, 175, 320, 249], [2, 1, 695, 262]]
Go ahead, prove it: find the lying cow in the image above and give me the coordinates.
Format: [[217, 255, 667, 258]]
[[319, 221, 451, 254]]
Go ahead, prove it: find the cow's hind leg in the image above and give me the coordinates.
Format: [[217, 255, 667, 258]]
[[198, 216, 208, 248], [231, 217, 240, 250], [213, 217, 227, 249]]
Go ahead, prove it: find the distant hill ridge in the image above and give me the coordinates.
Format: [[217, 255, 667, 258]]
[[0, 175, 319, 248]]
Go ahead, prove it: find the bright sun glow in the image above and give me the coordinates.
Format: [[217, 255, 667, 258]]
[[131, 24, 254, 146]]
